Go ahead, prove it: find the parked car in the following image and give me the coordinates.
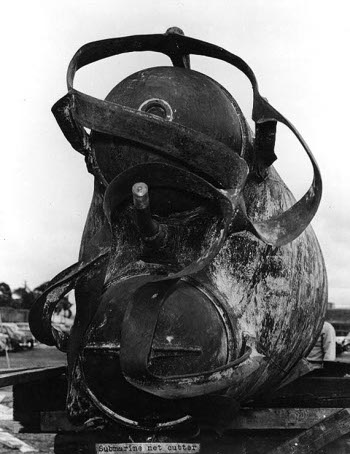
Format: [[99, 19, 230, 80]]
[[336, 336, 350, 354], [15, 322, 38, 346], [0, 323, 35, 350]]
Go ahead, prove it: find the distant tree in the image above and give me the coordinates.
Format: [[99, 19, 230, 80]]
[[0, 283, 12, 307], [34, 281, 51, 294], [55, 296, 73, 318], [12, 283, 36, 310], [0, 280, 73, 317]]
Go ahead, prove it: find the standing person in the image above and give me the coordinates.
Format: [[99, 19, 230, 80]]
[[307, 321, 336, 368]]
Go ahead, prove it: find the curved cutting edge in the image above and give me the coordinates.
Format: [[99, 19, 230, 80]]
[[52, 31, 322, 247], [29, 252, 109, 350], [250, 96, 322, 246]]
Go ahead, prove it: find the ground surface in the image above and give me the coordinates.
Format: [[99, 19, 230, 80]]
[[0, 344, 66, 370]]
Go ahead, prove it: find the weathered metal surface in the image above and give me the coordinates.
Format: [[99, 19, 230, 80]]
[[30, 29, 327, 432]]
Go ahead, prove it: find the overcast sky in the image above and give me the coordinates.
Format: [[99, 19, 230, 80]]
[[1, 0, 349, 306]]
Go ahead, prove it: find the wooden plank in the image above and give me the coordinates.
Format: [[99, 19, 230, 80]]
[[249, 377, 350, 408], [40, 411, 78, 433], [228, 408, 340, 430], [0, 428, 38, 453], [13, 374, 67, 432], [42, 408, 338, 433], [0, 366, 66, 388], [268, 408, 350, 454], [0, 367, 45, 374], [313, 360, 350, 376]]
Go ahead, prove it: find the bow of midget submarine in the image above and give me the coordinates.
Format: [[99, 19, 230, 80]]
[[29, 29, 327, 431]]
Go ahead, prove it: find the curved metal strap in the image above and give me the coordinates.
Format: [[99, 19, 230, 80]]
[[102, 162, 260, 398], [53, 32, 322, 247], [249, 96, 322, 246], [69, 87, 321, 246], [103, 162, 246, 282], [104, 162, 248, 224], [71, 91, 246, 190], [29, 252, 109, 350], [66, 34, 257, 91]]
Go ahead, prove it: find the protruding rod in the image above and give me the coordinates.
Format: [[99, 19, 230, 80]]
[[132, 182, 150, 210], [165, 27, 191, 69], [132, 182, 160, 241]]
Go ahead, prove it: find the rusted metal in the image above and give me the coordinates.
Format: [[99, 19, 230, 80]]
[[29, 251, 109, 350], [30, 29, 327, 432], [165, 27, 191, 69], [132, 182, 165, 247], [53, 31, 322, 247]]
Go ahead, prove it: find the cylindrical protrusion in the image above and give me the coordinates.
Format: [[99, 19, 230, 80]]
[[165, 27, 191, 69], [132, 182, 160, 241], [166, 26, 185, 36], [132, 182, 150, 210]]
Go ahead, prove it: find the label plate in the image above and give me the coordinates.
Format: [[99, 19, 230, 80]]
[[96, 443, 200, 453]]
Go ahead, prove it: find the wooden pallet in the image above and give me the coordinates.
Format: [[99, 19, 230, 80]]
[[2, 362, 350, 453]]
